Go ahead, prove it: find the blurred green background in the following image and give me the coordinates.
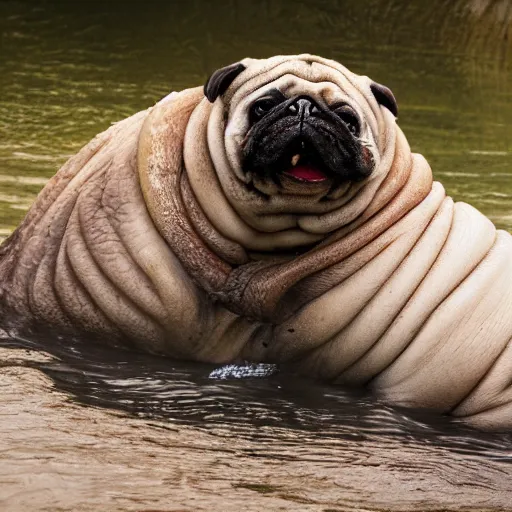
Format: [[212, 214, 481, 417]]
[[0, 0, 511, 239]]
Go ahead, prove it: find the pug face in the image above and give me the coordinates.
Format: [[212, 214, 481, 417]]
[[241, 87, 375, 196], [185, 55, 399, 250]]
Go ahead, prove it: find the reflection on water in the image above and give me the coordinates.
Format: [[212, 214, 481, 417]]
[[1, 0, 512, 509], [2, 332, 512, 510], [6, 333, 510, 456]]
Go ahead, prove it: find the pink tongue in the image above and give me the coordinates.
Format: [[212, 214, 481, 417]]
[[284, 165, 328, 182]]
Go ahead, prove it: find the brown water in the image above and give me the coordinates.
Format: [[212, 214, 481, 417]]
[[1, 1, 512, 510]]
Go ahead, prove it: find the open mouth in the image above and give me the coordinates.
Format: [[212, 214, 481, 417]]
[[283, 155, 329, 183], [280, 140, 330, 184], [242, 119, 373, 192]]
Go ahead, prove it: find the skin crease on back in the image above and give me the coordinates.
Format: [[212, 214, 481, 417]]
[[0, 54, 511, 430]]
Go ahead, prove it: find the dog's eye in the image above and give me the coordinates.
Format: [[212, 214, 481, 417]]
[[333, 105, 360, 137], [250, 97, 281, 121]]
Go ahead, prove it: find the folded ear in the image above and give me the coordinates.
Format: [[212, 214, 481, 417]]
[[370, 82, 398, 118], [204, 62, 246, 103]]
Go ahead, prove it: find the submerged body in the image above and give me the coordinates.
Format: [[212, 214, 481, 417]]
[[1, 54, 511, 429]]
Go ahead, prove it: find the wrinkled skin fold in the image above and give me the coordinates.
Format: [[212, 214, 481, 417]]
[[1, 54, 511, 429]]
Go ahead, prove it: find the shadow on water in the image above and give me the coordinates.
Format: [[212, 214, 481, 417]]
[[2, 332, 511, 464]]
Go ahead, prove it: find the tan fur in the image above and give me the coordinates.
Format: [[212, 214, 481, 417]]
[[1, 54, 511, 428]]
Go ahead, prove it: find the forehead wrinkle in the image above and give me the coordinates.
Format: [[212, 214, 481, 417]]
[[280, 78, 349, 99], [230, 58, 365, 105], [226, 57, 349, 106], [296, 53, 359, 80], [307, 61, 381, 135], [228, 68, 379, 138], [223, 57, 294, 105], [295, 57, 377, 106], [225, 54, 367, 106], [310, 57, 387, 127], [228, 75, 348, 128], [227, 61, 313, 109], [229, 62, 355, 113]]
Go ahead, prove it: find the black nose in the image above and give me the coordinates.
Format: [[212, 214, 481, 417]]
[[286, 96, 320, 118]]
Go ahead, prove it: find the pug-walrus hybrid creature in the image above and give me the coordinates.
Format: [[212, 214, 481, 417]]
[[1, 54, 511, 429]]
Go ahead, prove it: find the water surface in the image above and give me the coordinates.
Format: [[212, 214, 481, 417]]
[[1, 1, 512, 510]]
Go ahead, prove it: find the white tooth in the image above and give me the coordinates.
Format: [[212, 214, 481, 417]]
[[291, 154, 300, 166]]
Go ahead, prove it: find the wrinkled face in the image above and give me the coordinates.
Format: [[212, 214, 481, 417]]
[[191, 55, 399, 244], [241, 86, 375, 198]]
